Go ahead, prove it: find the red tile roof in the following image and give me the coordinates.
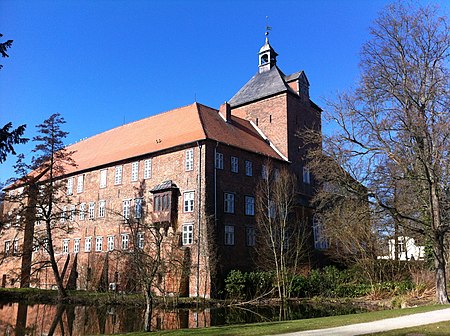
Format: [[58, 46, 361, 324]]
[[64, 102, 283, 175]]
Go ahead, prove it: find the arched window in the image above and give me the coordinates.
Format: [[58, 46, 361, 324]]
[[260, 54, 269, 65]]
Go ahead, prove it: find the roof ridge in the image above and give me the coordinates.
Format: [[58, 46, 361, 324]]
[[68, 102, 200, 148]]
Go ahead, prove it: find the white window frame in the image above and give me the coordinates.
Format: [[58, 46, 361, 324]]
[[303, 167, 311, 184], [183, 191, 194, 213], [60, 206, 67, 222], [107, 236, 115, 251], [224, 225, 235, 246], [85, 237, 92, 252], [74, 238, 80, 253], [98, 200, 106, 218], [224, 192, 235, 214], [115, 165, 123, 185], [79, 203, 86, 220], [63, 239, 69, 254], [4, 240, 11, 256], [144, 159, 152, 179], [123, 199, 131, 219], [245, 196, 255, 216], [77, 175, 84, 193], [67, 177, 73, 195], [88, 202, 95, 220], [135, 198, 142, 219], [100, 169, 107, 188], [137, 232, 144, 249], [95, 236, 103, 252], [182, 224, 194, 245], [313, 215, 328, 250], [215, 152, 223, 169], [231, 156, 239, 173], [13, 239, 19, 255], [245, 160, 253, 176], [185, 148, 194, 171], [121, 233, 129, 250], [246, 227, 256, 247], [131, 161, 139, 182], [70, 205, 75, 221]]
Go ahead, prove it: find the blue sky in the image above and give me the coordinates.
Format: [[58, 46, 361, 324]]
[[0, 0, 447, 182]]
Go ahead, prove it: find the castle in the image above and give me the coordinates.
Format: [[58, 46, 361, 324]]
[[1, 34, 322, 297]]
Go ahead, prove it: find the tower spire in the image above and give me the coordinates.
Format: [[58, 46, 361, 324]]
[[259, 17, 277, 73]]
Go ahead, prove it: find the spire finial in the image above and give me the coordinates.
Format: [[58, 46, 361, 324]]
[[265, 16, 272, 40]]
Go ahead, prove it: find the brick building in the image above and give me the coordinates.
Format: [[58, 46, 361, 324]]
[[0, 35, 322, 297]]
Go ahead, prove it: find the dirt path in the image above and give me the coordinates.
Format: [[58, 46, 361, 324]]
[[281, 308, 450, 336]]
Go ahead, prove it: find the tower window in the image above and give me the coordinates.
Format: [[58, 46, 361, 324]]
[[261, 54, 268, 65]]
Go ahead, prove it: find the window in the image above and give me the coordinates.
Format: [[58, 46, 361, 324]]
[[121, 234, 129, 250], [74, 238, 80, 253], [144, 159, 152, 179], [274, 168, 280, 180], [95, 236, 103, 252], [268, 200, 276, 218], [313, 215, 328, 250], [245, 196, 255, 216], [63, 239, 69, 254], [88, 202, 95, 220], [215, 152, 223, 169], [115, 165, 123, 185], [77, 175, 84, 193], [162, 194, 169, 210], [262, 165, 268, 179], [135, 198, 142, 219], [224, 193, 235, 213], [303, 167, 311, 184], [182, 224, 193, 245], [185, 149, 194, 171], [231, 156, 239, 173], [60, 206, 67, 222], [100, 169, 107, 188], [137, 232, 144, 249], [79, 203, 86, 220], [35, 208, 42, 226], [98, 200, 106, 218], [85, 237, 92, 252], [246, 227, 256, 247], [154, 195, 161, 212], [245, 160, 253, 176], [4, 241, 11, 256], [67, 177, 73, 195], [131, 162, 139, 182], [70, 205, 75, 221], [43, 238, 49, 251], [107, 236, 115, 251], [33, 240, 39, 252], [184, 191, 194, 212], [13, 239, 19, 255], [224, 225, 235, 245], [123, 199, 131, 219]]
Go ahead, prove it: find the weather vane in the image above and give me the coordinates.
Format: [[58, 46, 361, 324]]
[[265, 16, 272, 36]]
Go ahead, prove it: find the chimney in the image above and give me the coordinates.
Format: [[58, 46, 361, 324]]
[[220, 102, 232, 123]]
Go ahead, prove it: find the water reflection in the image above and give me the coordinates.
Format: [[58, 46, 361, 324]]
[[0, 301, 367, 335]]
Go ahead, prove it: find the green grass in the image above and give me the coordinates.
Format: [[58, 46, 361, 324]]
[[122, 305, 449, 336], [365, 321, 450, 335]]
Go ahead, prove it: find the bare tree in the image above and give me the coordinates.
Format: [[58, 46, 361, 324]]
[[255, 162, 309, 302], [307, 2, 450, 304], [4, 113, 75, 299], [114, 183, 186, 332]]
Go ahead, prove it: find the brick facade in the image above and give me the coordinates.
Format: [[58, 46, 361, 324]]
[[0, 37, 322, 298]]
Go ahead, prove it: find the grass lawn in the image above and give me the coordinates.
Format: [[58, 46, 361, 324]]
[[365, 321, 450, 335], [122, 305, 449, 336]]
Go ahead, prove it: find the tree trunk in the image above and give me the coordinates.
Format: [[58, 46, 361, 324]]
[[434, 233, 449, 304], [20, 185, 37, 288], [143, 287, 153, 332]]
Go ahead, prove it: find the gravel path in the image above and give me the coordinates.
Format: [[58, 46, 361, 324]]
[[281, 307, 450, 336]]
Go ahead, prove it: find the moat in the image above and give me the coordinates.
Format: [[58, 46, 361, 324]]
[[0, 300, 369, 335]]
